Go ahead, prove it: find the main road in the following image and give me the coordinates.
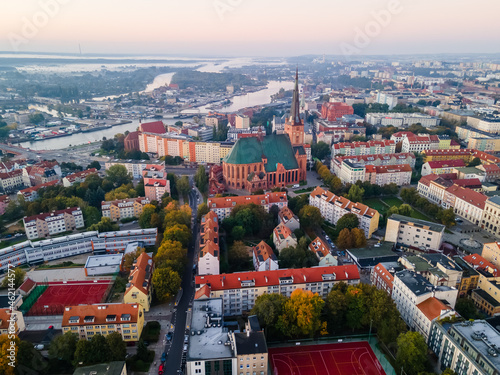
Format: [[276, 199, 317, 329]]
[[162, 180, 201, 375]]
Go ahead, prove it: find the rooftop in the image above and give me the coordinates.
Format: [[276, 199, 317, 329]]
[[84, 254, 123, 269], [72, 361, 126, 375], [388, 214, 445, 233], [395, 269, 435, 296], [234, 331, 267, 355], [416, 297, 452, 321]]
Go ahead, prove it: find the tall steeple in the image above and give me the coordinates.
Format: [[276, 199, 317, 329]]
[[289, 68, 301, 125]]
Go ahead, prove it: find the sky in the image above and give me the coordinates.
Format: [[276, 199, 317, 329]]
[[0, 0, 499, 57]]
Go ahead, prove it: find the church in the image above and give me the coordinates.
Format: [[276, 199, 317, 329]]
[[222, 70, 308, 192]]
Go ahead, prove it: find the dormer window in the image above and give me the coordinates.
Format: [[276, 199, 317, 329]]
[[121, 314, 131, 321], [69, 316, 80, 324], [84, 316, 95, 323]]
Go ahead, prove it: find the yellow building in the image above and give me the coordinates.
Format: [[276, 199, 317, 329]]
[[0, 309, 25, 335], [62, 303, 144, 342], [123, 252, 154, 312], [101, 197, 150, 222], [453, 256, 480, 297], [482, 242, 500, 267], [471, 275, 500, 316]]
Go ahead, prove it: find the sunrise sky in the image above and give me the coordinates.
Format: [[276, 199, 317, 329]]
[[0, 0, 499, 56]]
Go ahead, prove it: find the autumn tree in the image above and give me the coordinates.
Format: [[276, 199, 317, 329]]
[[345, 286, 367, 330], [122, 247, 145, 272], [351, 228, 367, 248], [196, 202, 209, 222], [163, 223, 191, 246], [139, 203, 157, 228], [336, 228, 353, 249], [1, 267, 26, 288], [325, 283, 348, 332], [277, 289, 325, 338], [395, 331, 430, 375], [251, 294, 287, 329], [152, 267, 181, 301], [0, 334, 19, 375], [88, 217, 119, 233], [154, 240, 187, 274], [105, 164, 131, 187]]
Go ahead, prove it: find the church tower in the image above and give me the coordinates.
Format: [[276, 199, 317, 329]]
[[284, 69, 304, 146]]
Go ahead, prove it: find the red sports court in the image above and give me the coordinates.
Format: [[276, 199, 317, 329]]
[[269, 341, 386, 375], [27, 280, 111, 316]]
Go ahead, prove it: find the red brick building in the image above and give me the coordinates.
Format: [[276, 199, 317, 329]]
[[222, 70, 307, 192], [124, 131, 140, 151], [321, 102, 354, 121]]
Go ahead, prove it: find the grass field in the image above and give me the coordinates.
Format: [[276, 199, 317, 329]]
[[362, 198, 388, 214], [380, 197, 404, 207], [365, 196, 437, 223]]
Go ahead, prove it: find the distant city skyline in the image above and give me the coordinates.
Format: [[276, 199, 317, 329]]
[[0, 0, 499, 56]]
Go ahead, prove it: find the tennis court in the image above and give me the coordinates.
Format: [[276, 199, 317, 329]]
[[269, 341, 386, 375], [27, 280, 111, 316]]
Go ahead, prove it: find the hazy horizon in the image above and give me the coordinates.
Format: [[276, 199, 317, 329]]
[[1, 0, 499, 57]]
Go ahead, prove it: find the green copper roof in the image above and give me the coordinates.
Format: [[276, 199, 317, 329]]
[[224, 134, 299, 172]]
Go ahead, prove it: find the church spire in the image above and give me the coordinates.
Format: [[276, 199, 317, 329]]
[[290, 68, 301, 125]]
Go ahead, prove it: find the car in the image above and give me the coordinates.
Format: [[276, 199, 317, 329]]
[[158, 364, 164, 374], [293, 184, 300, 188], [325, 235, 330, 240], [166, 332, 173, 341], [48, 325, 54, 329], [183, 344, 188, 352], [161, 352, 167, 362], [374, 243, 381, 248], [184, 335, 189, 344], [35, 344, 44, 350]]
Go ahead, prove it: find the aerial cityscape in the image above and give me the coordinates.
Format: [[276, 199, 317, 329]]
[[1, 2, 500, 375]]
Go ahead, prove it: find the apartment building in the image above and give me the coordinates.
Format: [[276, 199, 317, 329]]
[[62, 168, 98, 187], [0, 195, 7, 216], [463, 254, 499, 278], [253, 240, 278, 272], [330, 153, 416, 176], [338, 160, 365, 184], [0, 309, 25, 335], [199, 211, 220, 276], [422, 149, 500, 165], [472, 275, 500, 316], [428, 320, 500, 375], [414, 297, 456, 341], [401, 134, 440, 153], [370, 262, 401, 295], [17, 180, 59, 202], [195, 265, 360, 316], [23, 207, 85, 240], [309, 237, 337, 266], [273, 223, 297, 251], [453, 256, 480, 297], [101, 197, 150, 222], [364, 164, 412, 186], [386, 214, 444, 251], [467, 115, 500, 133], [24, 161, 61, 187], [476, 164, 500, 182], [392, 270, 458, 329], [421, 160, 466, 176], [309, 187, 379, 239], [0, 169, 25, 193], [482, 242, 500, 267], [123, 252, 154, 312], [481, 196, 500, 238], [142, 168, 170, 202], [105, 160, 164, 179], [331, 140, 395, 157], [277, 206, 300, 232], [399, 254, 463, 288], [446, 184, 487, 225], [91, 228, 158, 254], [366, 113, 440, 127], [235, 114, 250, 129], [62, 303, 144, 342], [207, 192, 288, 220]]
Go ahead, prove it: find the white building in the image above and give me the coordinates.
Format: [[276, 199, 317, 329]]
[[84, 254, 123, 276], [273, 223, 297, 251], [385, 214, 445, 251], [376, 92, 399, 110], [309, 237, 337, 267], [277, 206, 300, 232], [235, 114, 250, 129], [413, 297, 457, 341], [253, 241, 279, 272], [23, 207, 85, 240]]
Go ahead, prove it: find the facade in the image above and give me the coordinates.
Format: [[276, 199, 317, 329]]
[[476, 164, 500, 182], [421, 160, 466, 176], [401, 134, 440, 153], [309, 237, 337, 266], [481, 196, 500, 238], [370, 262, 398, 295], [235, 114, 250, 129], [24, 161, 61, 187], [364, 164, 412, 186], [392, 270, 458, 329], [195, 265, 360, 316], [414, 297, 456, 341], [422, 149, 500, 165], [123, 252, 154, 312], [0, 309, 25, 335], [277, 206, 300, 232], [62, 168, 98, 187], [463, 254, 499, 278], [142, 168, 170, 201], [331, 140, 395, 157], [338, 160, 365, 184], [207, 192, 287, 220], [447, 185, 487, 225], [472, 275, 500, 316], [321, 102, 354, 121], [0, 195, 8, 215], [428, 320, 500, 375], [105, 160, 164, 179], [62, 303, 144, 342], [366, 112, 441, 127], [331, 153, 416, 175], [453, 256, 480, 297], [23, 207, 85, 240], [253, 240, 278, 272], [90, 228, 158, 254], [124, 131, 140, 151], [101, 197, 150, 222], [199, 211, 220, 276], [309, 187, 379, 238], [273, 223, 297, 251], [0, 169, 25, 193], [385, 214, 445, 251], [482, 242, 500, 267]]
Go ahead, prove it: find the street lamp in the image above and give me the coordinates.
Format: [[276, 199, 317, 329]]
[[368, 318, 373, 343]]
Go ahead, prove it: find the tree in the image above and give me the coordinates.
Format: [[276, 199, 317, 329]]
[[196, 202, 209, 222], [74, 339, 92, 366], [87, 160, 101, 170], [325, 284, 348, 332], [298, 205, 323, 229], [105, 164, 131, 187], [89, 334, 111, 364], [152, 267, 181, 301], [467, 157, 481, 167], [28, 113, 45, 124], [398, 204, 413, 217], [139, 203, 156, 228], [228, 241, 251, 271], [106, 332, 126, 361], [336, 228, 353, 249], [0, 334, 19, 375], [395, 331, 430, 375], [232, 225, 246, 241], [351, 228, 367, 248], [176, 175, 190, 198], [336, 213, 359, 232], [48, 331, 78, 363], [163, 224, 191, 247], [1, 267, 26, 289], [195, 165, 209, 193], [83, 206, 101, 228], [122, 247, 145, 272], [251, 293, 287, 328], [155, 240, 186, 274], [88, 217, 119, 233], [347, 184, 364, 202], [438, 207, 456, 227], [311, 141, 330, 160], [279, 237, 318, 269], [136, 338, 149, 362], [277, 289, 325, 338], [455, 298, 480, 320]]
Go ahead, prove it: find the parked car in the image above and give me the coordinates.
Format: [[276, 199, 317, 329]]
[[158, 364, 164, 374], [184, 335, 189, 344], [166, 332, 173, 341], [161, 352, 167, 362], [183, 344, 188, 352]]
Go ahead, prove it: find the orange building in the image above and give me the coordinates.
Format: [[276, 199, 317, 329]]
[[321, 102, 354, 121]]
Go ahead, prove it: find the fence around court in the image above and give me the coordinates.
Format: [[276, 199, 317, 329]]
[[19, 283, 48, 314], [268, 334, 398, 375]]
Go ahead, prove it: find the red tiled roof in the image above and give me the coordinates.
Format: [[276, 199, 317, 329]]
[[427, 160, 466, 169], [463, 254, 499, 277], [309, 237, 330, 258], [125, 252, 153, 295], [195, 265, 360, 292], [19, 179, 59, 195], [373, 263, 394, 290], [194, 284, 210, 299], [418, 174, 440, 187], [310, 187, 378, 218], [139, 121, 166, 134], [62, 303, 141, 326], [23, 207, 81, 223], [391, 131, 415, 138], [452, 178, 482, 188], [200, 240, 219, 259], [365, 164, 412, 174], [274, 223, 293, 241], [0, 169, 23, 179], [417, 297, 452, 321], [65, 168, 97, 183], [18, 277, 36, 293], [445, 185, 487, 209], [333, 140, 395, 150], [253, 240, 276, 262]]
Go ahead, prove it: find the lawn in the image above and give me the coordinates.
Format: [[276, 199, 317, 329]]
[[381, 197, 404, 207], [409, 209, 436, 223], [365, 196, 437, 223], [363, 198, 389, 214]]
